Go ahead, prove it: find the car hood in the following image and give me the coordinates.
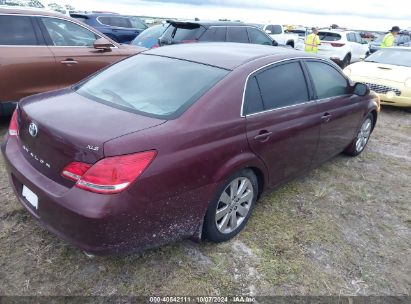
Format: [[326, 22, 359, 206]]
[[346, 61, 411, 83]]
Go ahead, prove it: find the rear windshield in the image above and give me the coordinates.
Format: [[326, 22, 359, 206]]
[[76, 55, 229, 119], [163, 23, 205, 42], [318, 32, 341, 41]]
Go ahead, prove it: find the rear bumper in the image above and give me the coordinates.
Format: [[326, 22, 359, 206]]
[[1, 136, 212, 254]]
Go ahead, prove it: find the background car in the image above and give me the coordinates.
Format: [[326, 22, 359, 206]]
[[2, 43, 378, 254], [259, 23, 299, 48], [369, 33, 411, 53], [131, 23, 168, 49], [0, 7, 145, 117], [317, 29, 370, 68], [70, 13, 148, 44], [159, 20, 278, 47], [344, 47, 411, 110]]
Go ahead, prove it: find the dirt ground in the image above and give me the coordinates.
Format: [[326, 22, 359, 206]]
[[0, 107, 410, 297]]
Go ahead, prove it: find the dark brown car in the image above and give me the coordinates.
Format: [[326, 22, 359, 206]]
[[0, 7, 145, 116]]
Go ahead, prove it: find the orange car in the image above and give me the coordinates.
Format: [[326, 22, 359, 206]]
[[0, 7, 145, 116]]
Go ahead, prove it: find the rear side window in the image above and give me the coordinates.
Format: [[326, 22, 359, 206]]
[[129, 17, 146, 29], [244, 77, 264, 115], [255, 62, 309, 110], [200, 27, 227, 42], [76, 55, 229, 119], [305, 61, 349, 99], [0, 15, 37, 45], [318, 32, 341, 41], [227, 27, 249, 43], [271, 25, 282, 35], [247, 27, 272, 45], [98, 16, 132, 28]]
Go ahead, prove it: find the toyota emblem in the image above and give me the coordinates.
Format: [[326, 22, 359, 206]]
[[28, 122, 38, 138]]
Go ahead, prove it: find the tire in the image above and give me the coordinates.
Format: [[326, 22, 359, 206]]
[[341, 54, 351, 68], [203, 169, 258, 243], [344, 113, 374, 156]]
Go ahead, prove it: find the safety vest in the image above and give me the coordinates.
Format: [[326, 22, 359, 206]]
[[381, 33, 395, 48], [305, 33, 321, 54]]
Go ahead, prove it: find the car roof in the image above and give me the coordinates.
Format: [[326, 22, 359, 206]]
[[70, 13, 135, 18], [167, 20, 245, 28], [318, 29, 353, 33], [0, 6, 66, 18], [144, 42, 310, 70]]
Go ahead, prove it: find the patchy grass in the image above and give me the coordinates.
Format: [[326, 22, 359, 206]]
[[0, 107, 410, 296]]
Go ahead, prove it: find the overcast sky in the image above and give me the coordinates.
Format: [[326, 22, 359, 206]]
[[53, 0, 410, 31]]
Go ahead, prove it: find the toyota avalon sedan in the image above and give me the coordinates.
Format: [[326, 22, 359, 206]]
[[2, 43, 380, 255]]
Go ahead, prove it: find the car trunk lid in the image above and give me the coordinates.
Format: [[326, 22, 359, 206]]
[[17, 89, 165, 186]]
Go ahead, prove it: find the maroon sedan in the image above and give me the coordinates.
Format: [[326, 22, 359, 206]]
[[2, 43, 379, 254]]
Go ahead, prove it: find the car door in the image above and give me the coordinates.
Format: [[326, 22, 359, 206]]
[[303, 60, 365, 166], [244, 60, 321, 187], [0, 14, 56, 103], [37, 16, 127, 89], [346, 33, 359, 61]]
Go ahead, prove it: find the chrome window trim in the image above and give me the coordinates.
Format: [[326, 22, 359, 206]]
[[240, 57, 350, 117], [0, 13, 118, 48]]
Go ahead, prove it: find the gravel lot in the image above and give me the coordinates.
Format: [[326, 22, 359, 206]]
[[0, 107, 410, 297]]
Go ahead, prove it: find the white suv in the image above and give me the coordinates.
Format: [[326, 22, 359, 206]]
[[317, 29, 369, 68]]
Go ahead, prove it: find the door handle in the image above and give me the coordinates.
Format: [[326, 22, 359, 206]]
[[254, 130, 272, 142], [60, 59, 78, 65], [321, 112, 332, 123]]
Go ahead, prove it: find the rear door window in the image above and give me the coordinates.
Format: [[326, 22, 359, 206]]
[[200, 27, 227, 42], [40, 17, 98, 46], [346, 33, 356, 42], [227, 27, 249, 43], [305, 61, 349, 99], [129, 17, 146, 29], [247, 27, 272, 45], [0, 15, 38, 45], [318, 32, 342, 41], [254, 61, 309, 110]]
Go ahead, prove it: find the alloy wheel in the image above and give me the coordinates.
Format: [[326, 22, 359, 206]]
[[215, 177, 254, 234], [355, 117, 372, 153]]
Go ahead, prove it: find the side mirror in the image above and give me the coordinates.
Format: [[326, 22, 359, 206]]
[[272, 39, 278, 46], [265, 29, 272, 34], [353, 82, 369, 96], [93, 38, 112, 51]]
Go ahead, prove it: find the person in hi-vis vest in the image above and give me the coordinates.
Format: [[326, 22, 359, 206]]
[[381, 26, 400, 48], [305, 27, 321, 54]]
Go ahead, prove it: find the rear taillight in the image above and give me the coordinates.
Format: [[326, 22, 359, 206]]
[[151, 44, 159, 49], [8, 109, 19, 136], [330, 42, 345, 47], [62, 162, 92, 182], [61, 151, 157, 194]]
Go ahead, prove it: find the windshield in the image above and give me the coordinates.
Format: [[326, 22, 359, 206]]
[[76, 55, 229, 119], [365, 48, 411, 67]]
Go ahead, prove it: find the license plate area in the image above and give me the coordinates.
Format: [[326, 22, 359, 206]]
[[22, 185, 38, 210]]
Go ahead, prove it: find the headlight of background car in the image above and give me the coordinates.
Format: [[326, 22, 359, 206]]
[[343, 68, 351, 77], [404, 78, 411, 88]]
